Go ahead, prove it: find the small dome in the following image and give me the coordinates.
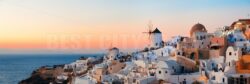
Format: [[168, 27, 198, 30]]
[[190, 23, 207, 36]]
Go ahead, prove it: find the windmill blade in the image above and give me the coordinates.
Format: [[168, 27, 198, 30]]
[[148, 34, 151, 41], [142, 20, 154, 43], [104, 42, 113, 51], [147, 20, 154, 40], [142, 31, 151, 40], [148, 20, 153, 32]]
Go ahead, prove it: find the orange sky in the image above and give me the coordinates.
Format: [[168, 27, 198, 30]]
[[0, 0, 250, 54]]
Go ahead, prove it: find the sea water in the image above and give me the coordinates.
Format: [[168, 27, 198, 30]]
[[0, 54, 101, 84]]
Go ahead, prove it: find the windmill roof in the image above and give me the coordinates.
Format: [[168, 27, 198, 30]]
[[152, 28, 161, 33]]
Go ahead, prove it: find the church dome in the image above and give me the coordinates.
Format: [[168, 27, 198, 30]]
[[190, 23, 207, 36], [231, 19, 250, 31], [230, 19, 250, 39]]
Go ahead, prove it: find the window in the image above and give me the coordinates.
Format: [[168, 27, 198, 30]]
[[150, 73, 155, 76], [177, 52, 180, 55], [223, 78, 225, 83], [159, 71, 161, 74], [165, 71, 168, 73], [212, 76, 216, 80], [212, 63, 215, 68], [133, 79, 136, 83], [229, 52, 232, 56]]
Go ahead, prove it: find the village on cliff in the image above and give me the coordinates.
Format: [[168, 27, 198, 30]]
[[20, 19, 250, 84]]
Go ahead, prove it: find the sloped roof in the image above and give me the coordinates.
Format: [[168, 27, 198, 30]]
[[152, 28, 161, 33]]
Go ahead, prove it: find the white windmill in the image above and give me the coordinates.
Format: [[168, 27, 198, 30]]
[[143, 21, 163, 48], [143, 21, 154, 47]]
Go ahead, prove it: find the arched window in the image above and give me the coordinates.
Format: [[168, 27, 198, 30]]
[[212, 76, 216, 80], [161, 52, 163, 56], [212, 63, 215, 68], [177, 52, 181, 55], [229, 52, 232, 56], [159, 71, 161, 74]]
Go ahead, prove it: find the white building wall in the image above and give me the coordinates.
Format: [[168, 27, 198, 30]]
[[155, 68, 171, 81], [225, 46, 241, 66], [155, 61, 174, 81], [151, 33, 162, 48], [209, 71, 227, 84], [107, 49, 119, 60], [192, 32, 210, 49]]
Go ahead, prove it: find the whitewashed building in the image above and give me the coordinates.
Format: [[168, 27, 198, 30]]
[[105, 47, 120, 60], [156, 60, 180, 81], [225, 46, 242, 67], [150, 28, 163, 48]]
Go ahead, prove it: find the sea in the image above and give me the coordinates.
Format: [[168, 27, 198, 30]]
[[0, 54, 102, 84]]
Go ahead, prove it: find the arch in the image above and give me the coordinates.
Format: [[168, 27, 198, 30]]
[[190, 52, 195, 60], [192, 81, 202, 84], [158, 79, 165, 84], [199, 52, 204, 59]]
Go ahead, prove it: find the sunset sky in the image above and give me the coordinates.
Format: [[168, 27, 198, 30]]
[[0, 0, 250, 54]]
